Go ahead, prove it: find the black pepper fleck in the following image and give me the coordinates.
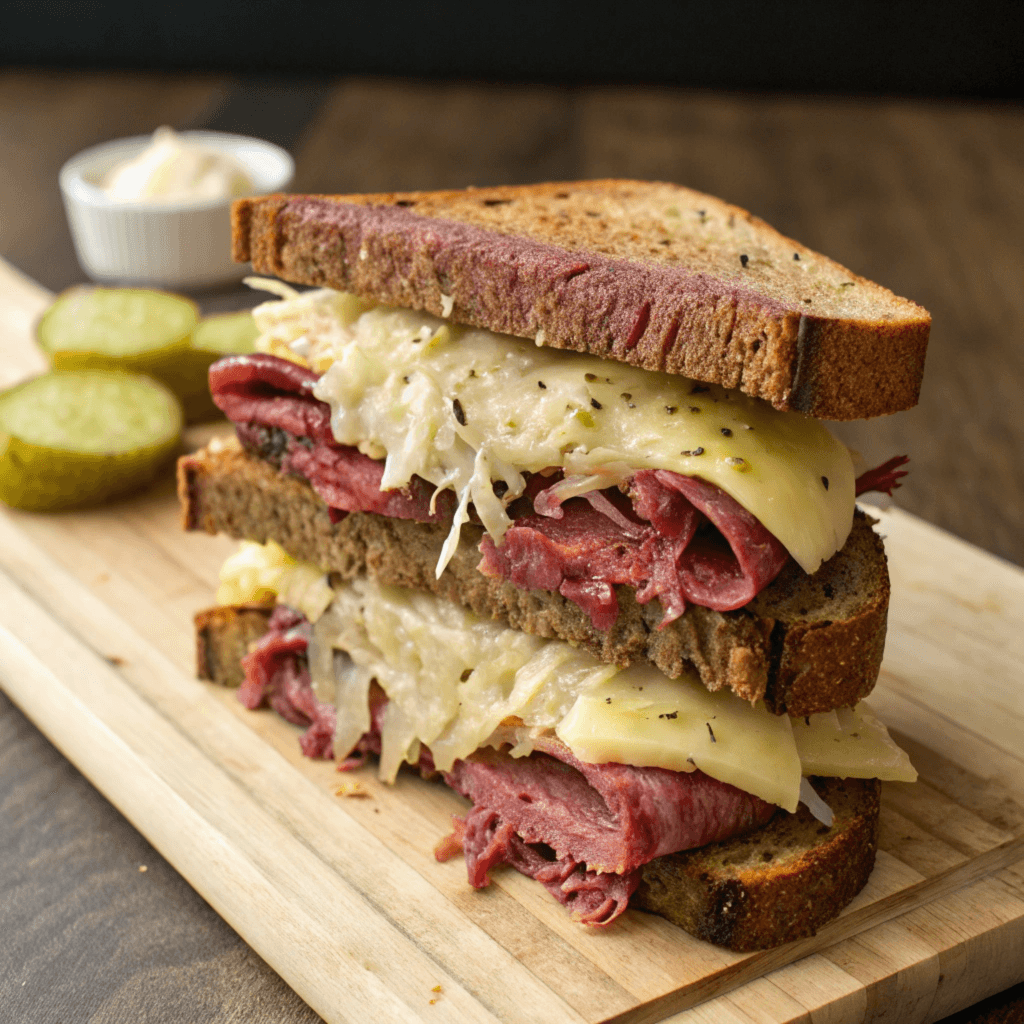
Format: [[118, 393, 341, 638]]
[[658, 711, 679, 720], [740, 254, 749, 268], [591, 398, 602, 409], [585, 373, 598, 382], [621, 392, 632, 402], [452, 398, 467, 426], [537, 380, 546, 389], [605, 697, 612, 704], [720, 427, 732, 437], [681, 447, 705, 457], [665, 405, 677, 414], [821, 476, 829, 490], [793, 253, 801, 260], [689, 406, 701, 414], [402, 375, 410, 383], [707, 722, 716, 743], [690, 385, 709, 394]]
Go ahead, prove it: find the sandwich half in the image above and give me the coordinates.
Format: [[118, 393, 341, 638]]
[[180, 180, 927, 949]]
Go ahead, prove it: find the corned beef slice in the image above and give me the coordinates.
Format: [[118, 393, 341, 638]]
[[443, 740, 774, 925], [853, 454, 910, 497], [479, 471, 790, 629], [444, 737, 774, 865], [212, 355, 452, 523], [239, 605, 336, 758], [244, 604, 776, 926], [451, 803, 642, 925]]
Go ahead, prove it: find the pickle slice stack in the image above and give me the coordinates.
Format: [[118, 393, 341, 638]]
[[36, 286, 258, 423], [0, 370, 183, 511]]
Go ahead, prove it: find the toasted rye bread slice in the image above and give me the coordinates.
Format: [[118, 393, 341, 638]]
[[179, 439, 888, 716], [194, 603, 274, 688], [194, 601, 881, 951], [636, 776, 880, 950], [232, 181, 930, 420]]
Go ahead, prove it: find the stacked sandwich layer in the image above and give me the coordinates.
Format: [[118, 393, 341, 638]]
[[181, 180, 930, 949]]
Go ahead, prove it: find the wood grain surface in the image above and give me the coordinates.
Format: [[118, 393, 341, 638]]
[[1, 69, 1022, 1024]]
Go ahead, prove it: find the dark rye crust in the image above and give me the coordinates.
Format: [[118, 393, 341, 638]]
[[636, 776, 880, 950], [194, 603, 881, 951], [232, 181, 930, 420], [179, 440, 889, 717], [194, 603, 273, 688]]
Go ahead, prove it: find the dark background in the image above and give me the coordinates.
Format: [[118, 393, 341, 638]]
[[5, 0, 1024, 99]]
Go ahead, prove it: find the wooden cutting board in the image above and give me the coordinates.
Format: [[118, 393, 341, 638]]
[[1, 257, 1022, 1024]]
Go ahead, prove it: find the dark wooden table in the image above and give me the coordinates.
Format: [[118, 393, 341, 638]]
[[1, 69, 1021, 1024]]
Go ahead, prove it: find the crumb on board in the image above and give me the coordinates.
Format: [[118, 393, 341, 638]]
[[138, 865, 147, 873], [106, 655, 126, 666], [333, 781, 371, 799]]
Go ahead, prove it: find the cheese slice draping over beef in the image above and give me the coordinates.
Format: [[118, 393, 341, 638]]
[[210, 354, 796, 623], [238, 605, 776, 925]]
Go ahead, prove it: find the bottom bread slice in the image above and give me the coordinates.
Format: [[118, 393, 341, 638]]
[[195, 602, 881, 950], [180, 438, 890, 716], [635, 775, 880, 950]]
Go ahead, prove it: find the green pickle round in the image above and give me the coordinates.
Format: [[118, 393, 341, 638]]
[[0, 370, 183, 512], [37, 285, 199, 377]]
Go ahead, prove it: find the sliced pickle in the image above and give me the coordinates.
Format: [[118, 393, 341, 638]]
[[36, 287, 257, 424], [0, 370, 183, 512], [37, 286, 199, 380], [177, 309, 259, 422]]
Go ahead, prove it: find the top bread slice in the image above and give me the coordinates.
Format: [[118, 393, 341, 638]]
[[232, 180, 930, 420]]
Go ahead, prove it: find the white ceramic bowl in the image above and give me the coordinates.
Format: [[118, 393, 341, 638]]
[[59, 131, 294, 290]]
